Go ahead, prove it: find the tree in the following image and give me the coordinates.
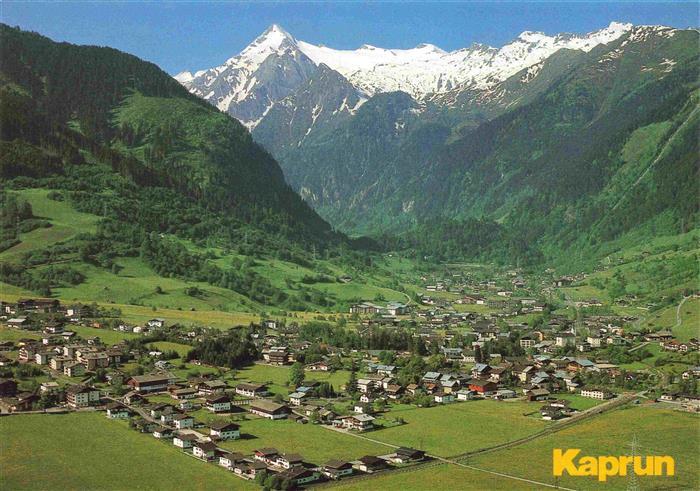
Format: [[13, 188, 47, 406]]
[[289, 362, 305, 387], [474, 345, 484, 364], [347, 361, 358, 395]]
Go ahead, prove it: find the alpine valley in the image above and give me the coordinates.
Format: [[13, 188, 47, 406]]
[[179, 23, 699, 269]]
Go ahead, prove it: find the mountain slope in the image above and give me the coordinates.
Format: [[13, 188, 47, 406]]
[[0, 24, 352, 309]]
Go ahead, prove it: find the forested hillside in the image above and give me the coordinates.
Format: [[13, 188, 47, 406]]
[[0, 25, 367, 309]]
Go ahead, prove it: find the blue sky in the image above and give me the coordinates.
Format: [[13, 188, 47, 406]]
[[2, 2, 697, 74]]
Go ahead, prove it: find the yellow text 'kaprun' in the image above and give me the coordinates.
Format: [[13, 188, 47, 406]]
[[553, 449, 675, 482]]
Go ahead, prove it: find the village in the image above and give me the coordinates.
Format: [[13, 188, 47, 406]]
[[0, 266, 698, 489]]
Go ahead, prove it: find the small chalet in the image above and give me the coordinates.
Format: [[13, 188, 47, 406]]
[[210, 421, 240, 441]]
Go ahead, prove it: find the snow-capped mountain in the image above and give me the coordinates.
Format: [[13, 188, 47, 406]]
[[177, 22, 633, 128], [177, 25, 317, 128], [295, 21, 632, 97]]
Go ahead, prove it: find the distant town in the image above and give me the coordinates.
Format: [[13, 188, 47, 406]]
[[1, 264, 697, 489]]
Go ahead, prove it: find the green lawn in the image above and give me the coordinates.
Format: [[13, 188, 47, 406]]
[[148, 341, 193, 357], [0, 326, 42, 342], [219, 418, 389, 464], [555, 394, 606, 411], [232, 364, 351, 395], [469, 405, 700, 490], [332, 463, 539, 490], [69, 325, 138, 345], [369, 400, 547, 457], [0, 412, 255, 490]]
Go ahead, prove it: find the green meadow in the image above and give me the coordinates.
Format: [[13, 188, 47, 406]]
[[0, 412, 255, 490], [218, 418, 389, 464], [332, 463, 539, 490], [369, 400, 547, 457], [468, 405, 700, 490], [233, 363, 351, 395]]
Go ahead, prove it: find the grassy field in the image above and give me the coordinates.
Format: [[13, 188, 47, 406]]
[[332, 463, 539, 490], [369, 400, 547, 457], [642, 297, 700, 342], [148, 341, 193, 357], [0, 189, 99, 262], [68, 325, 138, 345], [468, 405, 700, 490], [232, 364, 351, 395], [218, 418, 389, 464], [0, 412, 255, 490], [0, 326, 42, 342], [555, 394, 606, 411]]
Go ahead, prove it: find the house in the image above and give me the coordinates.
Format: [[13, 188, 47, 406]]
[[555, 333, 576, 347], [289, 392, 308, 406], [338, 414, 375, 432], [322, 460, 354, 479], [355, 455, 388, 473], [105, 402, 131, 419], [349, 302, 383, 315], [267, 347, 291, 365], [172, 414, 195, 429], [197, 380, 227, 395], [147, 318, 166, 329], [494, 389, 517, 400], [66, 385, 100, 408], [170, 387, 198, 400], [456, 389, 476, 401], [376, 364, 397, 376], [193, 441, 217, 461], [6, 318, 28, 328], [0, 392, 37, 412], [566, 358, 595, 372], [253, 447, 280, 465], [385, 384, 402, 400], [127, 374, 171, 393], [249, 400, 290, 420], [390, 447, 425, 464], [50, 356, 70, 371], [306, 361, 330, 371], [385, 302, 409, 315], [276, 468, 321, 486], [219, 452, 245, 470], [152, 426, 174, 439], [580, 388, 614, 400], [204, 394, 231, 413], [526, 388, 551, 401], [471, 363, 492, 378], [235, 382, 268, 398], [468, 379, 498, 395], [210, 421, 240, 440], [406, 383, 420, 396], [275, 453, 304, 469], [81, 353, 110, 371], [34, 351, 51, 365], [39, 381, 59, 394], [434, 391, 455, 404], [173, 432, 198, 450], [422, 372, 441, 383], [519, 336, 536, 349], [0, 379, 18, 397], [233, 460, 268, 480]]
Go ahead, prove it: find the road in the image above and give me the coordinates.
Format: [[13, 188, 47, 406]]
[[674, 295, 691, 329]]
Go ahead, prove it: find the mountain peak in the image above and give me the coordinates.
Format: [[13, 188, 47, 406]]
[[262, 23, 293, 39]]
